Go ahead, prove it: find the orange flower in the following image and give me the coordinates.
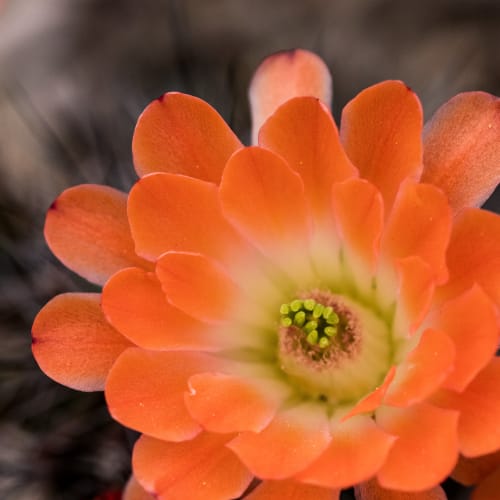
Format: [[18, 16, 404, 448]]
[[32, 50, 500, 499]]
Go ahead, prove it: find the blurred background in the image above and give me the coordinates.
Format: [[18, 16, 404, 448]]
[[0, 0, 499, 498]]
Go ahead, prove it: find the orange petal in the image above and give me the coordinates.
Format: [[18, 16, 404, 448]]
[[342, 367, 396, 421], [227, 403, 331, 479], [122, 476, 155, 500], [128, 173, 247, 263], [384, 328, 455, 407], [259, 97, 356, 221], [435, 285, 499, 392], [132, 433, 252, 500], [102, 267, 221, 351], [184, 373, 288, 433], [247, 480, 339, 500], [473, 465, 500, 500], [432, 358, 500, 457], [297, 416, 395, 489], [422, 92, 500, 212], [394, 256, 436, 335], [340, 81, 423, 210], [355, 478, 447, 500], [249, 49, 332, 144], [105, 348, 218, 441], [45, 185, 151, 285], [32, 293, 132, 391], [452, 451, 500, 486], [219, 146, 311, 265], [156, 252, 241, 324], [132, 92, 241, 183], [436, 208, 500, 306], [381, 182, 452, 283], [376, 402, 459, 491], [331, 178, 384, 272]]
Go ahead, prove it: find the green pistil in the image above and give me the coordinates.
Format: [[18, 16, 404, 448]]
[[280, 297, 340, 349], [324, 326, 337, 337], [304, 320, 318, 333], [304, 299, 315, 311], [294, 311, 306, 327], [306, 330, 318, 345], [280, 304, 290, 315], [318, 337, 330, 349]]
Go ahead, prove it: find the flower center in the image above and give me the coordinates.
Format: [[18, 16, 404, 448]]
[[279, 297, 340, 349], [276, 290, 391, 404], [278, 290, 361, 369]]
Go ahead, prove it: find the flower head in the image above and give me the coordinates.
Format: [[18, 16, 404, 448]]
[[33, 49, 500, 499]]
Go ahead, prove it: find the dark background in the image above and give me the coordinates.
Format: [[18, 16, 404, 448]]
[[1, 0, 499, 498]]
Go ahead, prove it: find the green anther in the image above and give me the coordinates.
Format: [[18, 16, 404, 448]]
[[312, 303, 324, 318], [326, 313, 339, 325], [304, 320, 318, 333], [306, 330, 318, 345], [281, 317, 292, 327], [304, 299, 316, 311], [294, 311, 306, 327], [322, 306, 333, 319], [280, 304, 290, 315], [324, 326, 337, 337], [290, 299, 303, 312], [318, 337, 330, 349]]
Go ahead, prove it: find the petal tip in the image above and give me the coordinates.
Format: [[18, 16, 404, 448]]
[[422, 91, 500, 211], [250, 49, 332, 144]]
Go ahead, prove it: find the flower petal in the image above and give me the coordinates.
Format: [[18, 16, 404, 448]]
[[435, 285, 499, 392], [342, 367, 396, 421], [45, 185, 151, 285], [102, 267, 221, 351], [355, 478, 447, 500], [331, 178, 384, 272], [249, 49, 332, 145], [432, 358, 500, 457], [122, 476, 155, 500], [156, 252, 241, 324], [184, 373, 289, 433], [219, 146, 311, 271], [227, 403, 331, 479], [132, 92, 241, 182], [384, 328, 455, 407], [105, 348, 218, 441], [436, 208, 500, 306], [381, 182, 452, 283], [376, 402, 459, 491], [32, 293, 132, 391], [393, 256, 436, 335], [247, 480, 339, 500], [259, 97, 356, 221], [132, 433, 252, 500], [128, 173, 247, 263], [452, 451, 500, 486], [422, 92, 500, 212], [297, 416, 395, 489], [340, 81, 423, 210]]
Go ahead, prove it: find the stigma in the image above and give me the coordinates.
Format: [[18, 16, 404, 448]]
[[280, 297, 340, 349], [276, 291, 389, 402]]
